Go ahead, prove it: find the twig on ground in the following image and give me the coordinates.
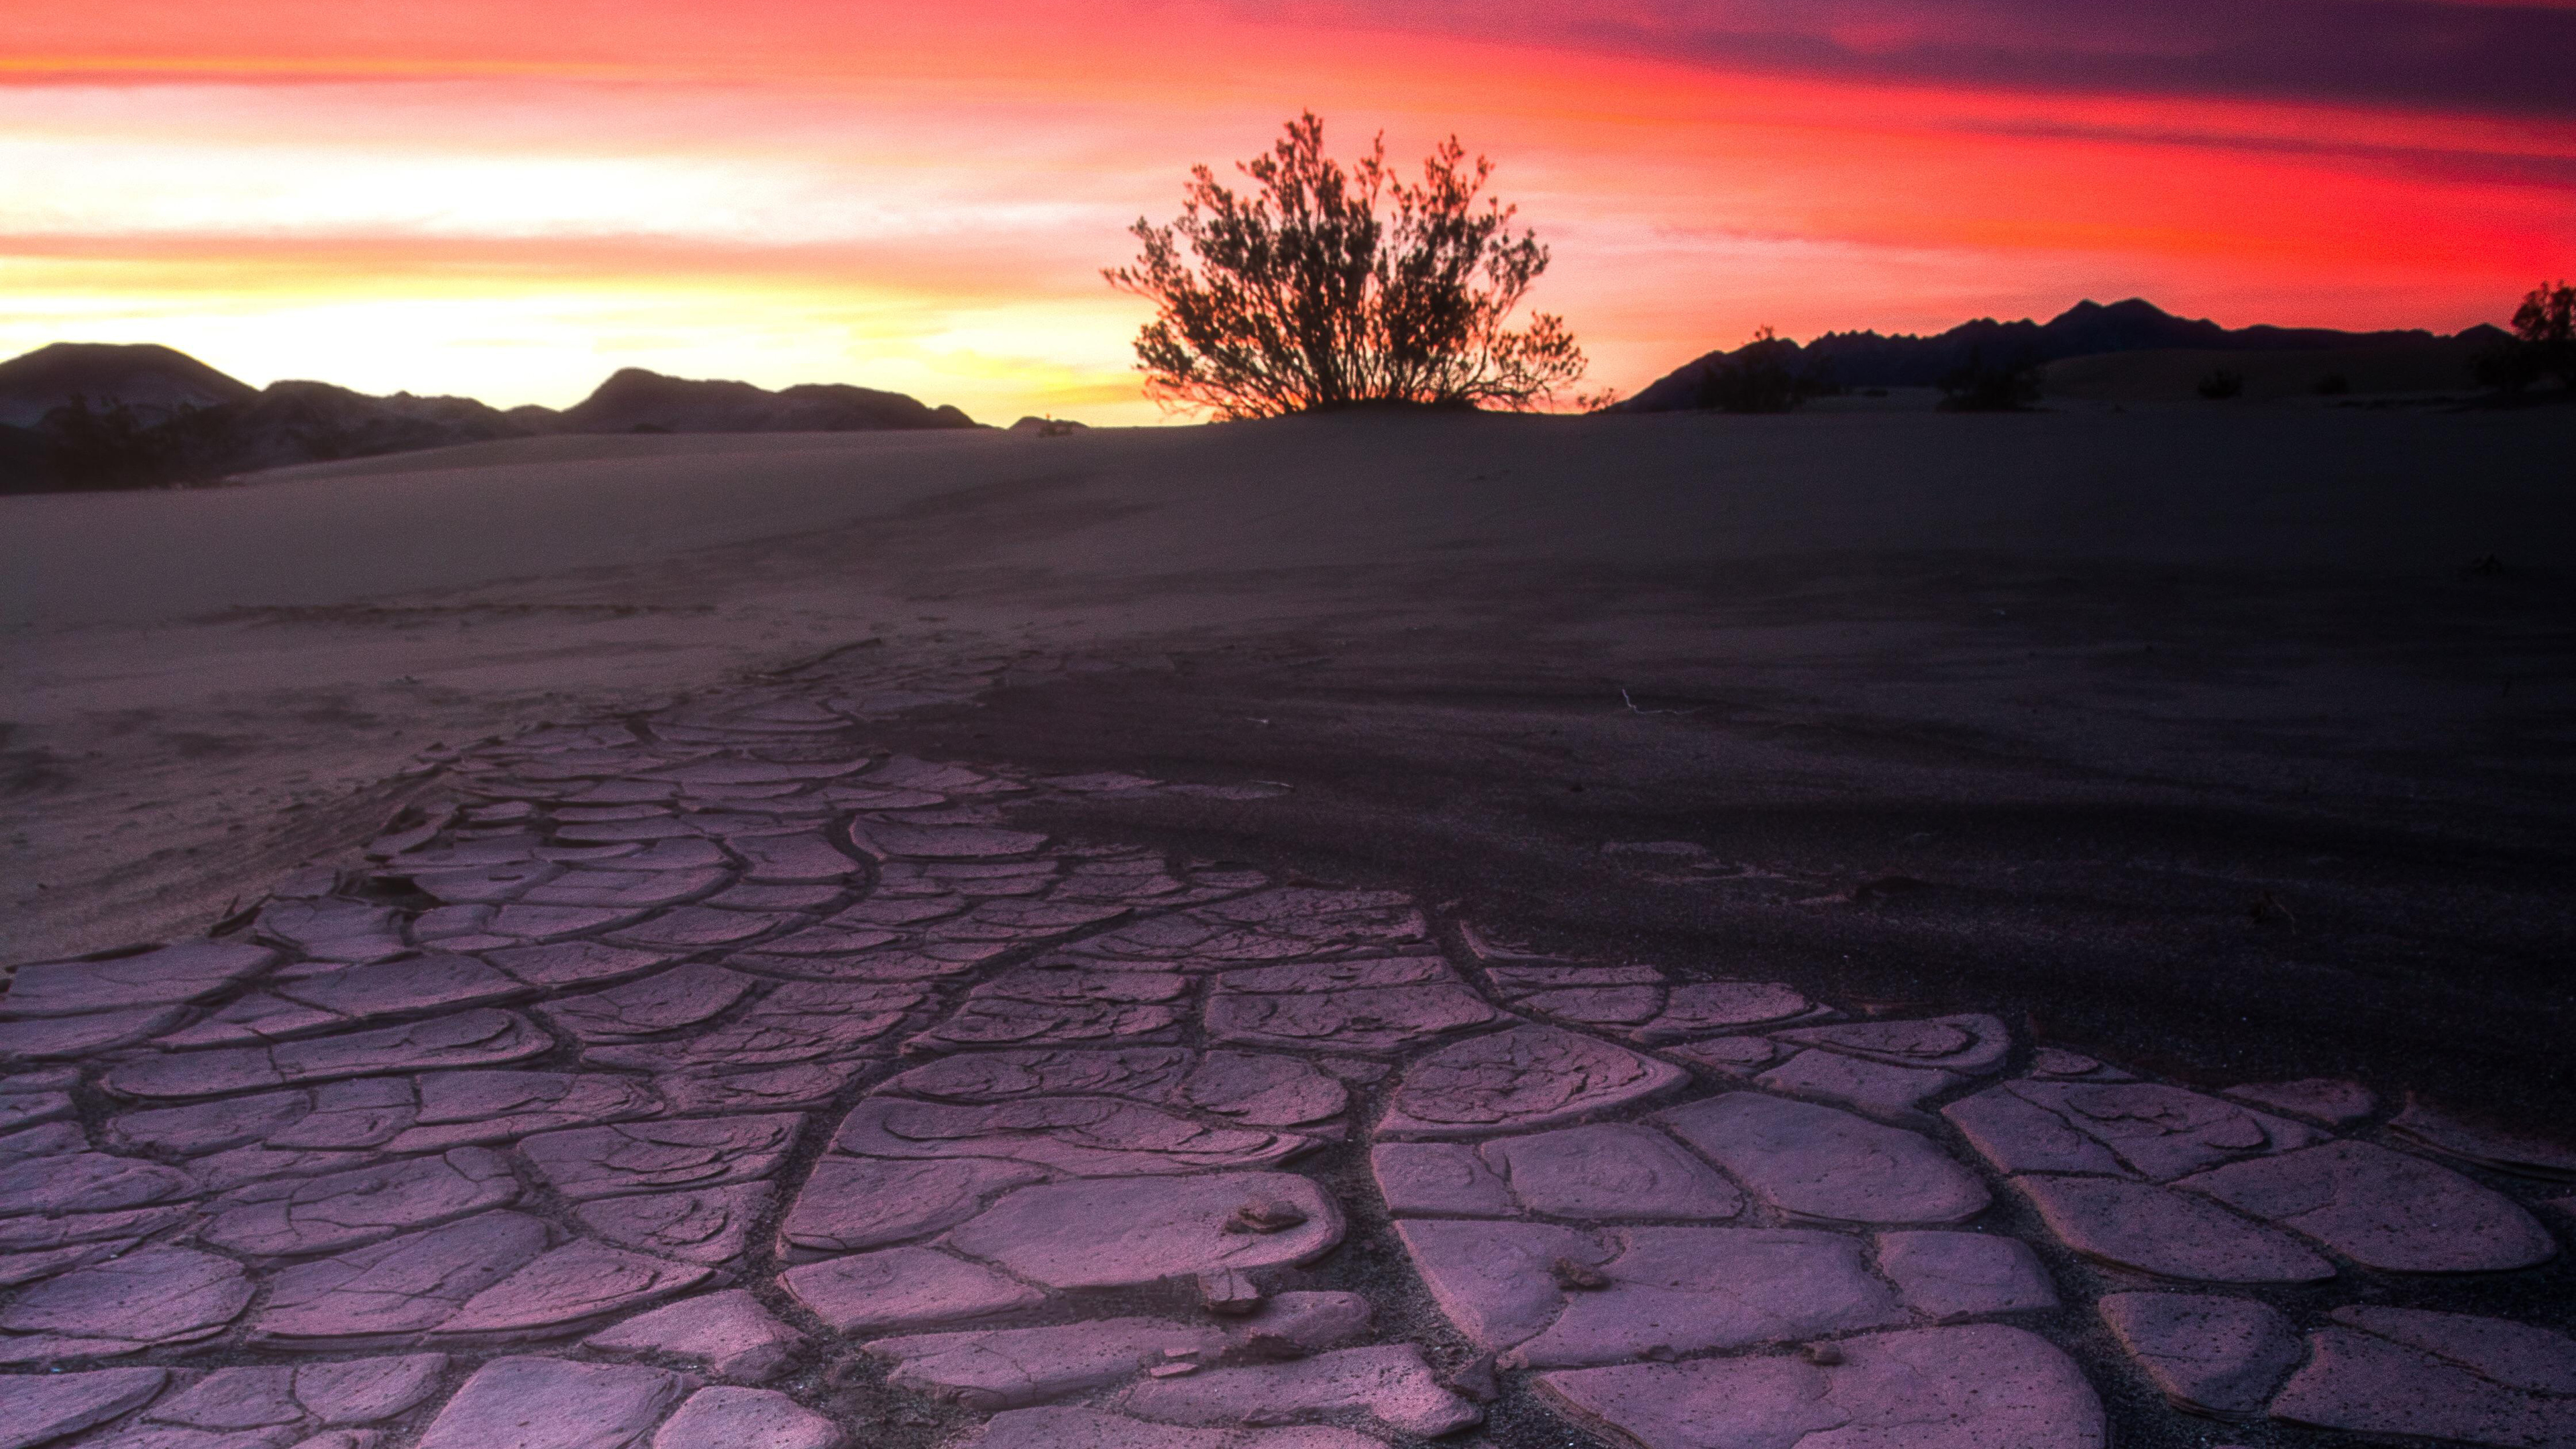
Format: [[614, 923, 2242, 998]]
[[1620, 688, 1699, 716]]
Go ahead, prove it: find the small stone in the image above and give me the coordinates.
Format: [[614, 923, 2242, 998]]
[[1657, 1094, 1988, 1226], [591, 1289, 808, 1382], [1146, 1362, 1199, 1379], [2096, 1292, 2302, 1419], [1551, 1256, 1610, 1290], [1442, 1354, 1500, 1403], [1199, 1270, 1262, 1316], [1801, 1343, 1844, 1366], [652, 1386, 845, 1449], [414, 1356, 695, 1449], [782, 1246, 1047, 1334], [1227, 1199, 1310, 1234]]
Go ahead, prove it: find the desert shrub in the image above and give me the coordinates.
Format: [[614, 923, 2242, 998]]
[[1693, 327, 1836, 413], [2475, 280, 2575, 393], [1106, 113, 1585, 418], [2197, 369, 2245, 400], [2315, 373, 2351, 396], [1936, 347, 2040, 412], [39, 397, 194, 488]]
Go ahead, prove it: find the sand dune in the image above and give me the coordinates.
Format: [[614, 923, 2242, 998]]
[[7, 407, 2570, 630], [3, 408, 2571, 1120]]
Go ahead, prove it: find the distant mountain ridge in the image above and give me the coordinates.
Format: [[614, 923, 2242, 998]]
[[0, 342, 258, 428], [0, 344, 979, 492], [561, 368, 973, 434], [1617, 299, 2503, 409]]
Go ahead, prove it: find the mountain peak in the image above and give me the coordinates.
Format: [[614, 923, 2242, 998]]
[[0, 342, 258, 428]]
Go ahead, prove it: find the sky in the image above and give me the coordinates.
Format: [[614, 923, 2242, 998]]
[[5, 1, 2571, 424]]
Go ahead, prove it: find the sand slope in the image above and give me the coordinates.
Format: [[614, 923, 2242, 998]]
[[3, 409, 2571, 1124]]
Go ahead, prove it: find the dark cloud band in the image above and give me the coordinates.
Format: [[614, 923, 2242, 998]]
[[1299, 0, 2576, 118]]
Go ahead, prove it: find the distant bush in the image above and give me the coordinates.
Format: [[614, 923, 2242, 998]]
[[1107, 112, 1585, 417], [2314, 373, 2351, 396], [1936, 347, 2039, 412], [1693, 327, 1834, 413], [36, 396, 227, 489], [2197, 369, 2245, 400], [2475, 280, 2575, 394]]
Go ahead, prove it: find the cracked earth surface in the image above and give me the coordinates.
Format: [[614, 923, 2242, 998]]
[[3, 674, 2573, 1449]]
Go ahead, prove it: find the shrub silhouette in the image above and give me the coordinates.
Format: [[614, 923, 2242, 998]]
[[1936, 347, 2039, 412], [1695, 327, 1835, 413], [1106, 113, 1585, 418], [2476, 280, 2575, 393], [37, 396, 223, 488], [2197, 369, 2245, 400]]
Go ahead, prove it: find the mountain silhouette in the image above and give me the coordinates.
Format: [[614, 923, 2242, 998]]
[[1617, 299, 2491, 408], [559, 368, 976, 434], [0, 342, 259, 428], [0, 345, 981, 491]]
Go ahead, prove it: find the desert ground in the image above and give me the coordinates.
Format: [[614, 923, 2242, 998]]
[[3, 406, 2573, 1448]]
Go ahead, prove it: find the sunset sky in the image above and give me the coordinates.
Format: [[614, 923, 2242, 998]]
[[6, 1, 2571, 424]]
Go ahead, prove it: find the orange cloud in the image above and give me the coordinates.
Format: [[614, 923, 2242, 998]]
[[1, 1, 2567, 422]]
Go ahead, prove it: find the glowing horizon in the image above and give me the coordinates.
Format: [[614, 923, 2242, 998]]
[[5, 1, 2570, 424]]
